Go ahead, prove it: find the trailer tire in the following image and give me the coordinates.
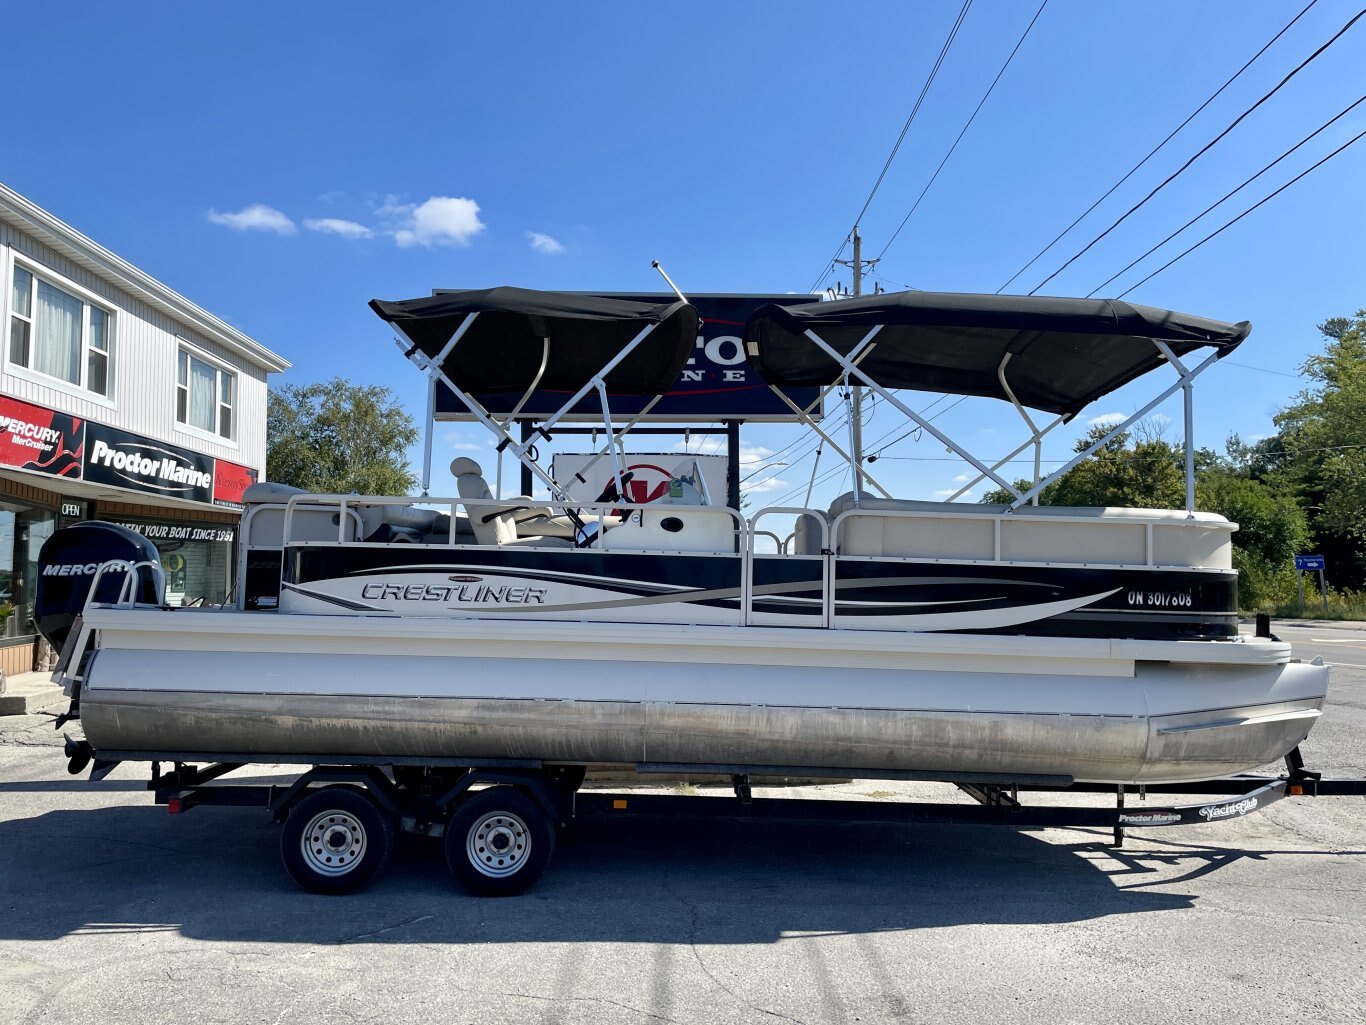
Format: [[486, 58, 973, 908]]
[[280, 785, 393, 895], [445, 786, 554, 897]]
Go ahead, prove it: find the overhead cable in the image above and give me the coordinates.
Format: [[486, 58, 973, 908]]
[[877, 0, 1049, 263], [1117, 125, 1366, 297], [807, 0, 973, 293], [1088, 92, 1366, 297], [1029, 6, 1364, 295], [995, 0, 1320, 294]]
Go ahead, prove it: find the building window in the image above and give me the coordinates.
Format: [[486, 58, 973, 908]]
[[0, 499, 57, 640], [8, 265, 113, 397], [177, 348, 235, 439]]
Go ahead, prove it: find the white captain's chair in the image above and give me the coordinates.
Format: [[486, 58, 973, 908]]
[[450, 458, 570, 548]]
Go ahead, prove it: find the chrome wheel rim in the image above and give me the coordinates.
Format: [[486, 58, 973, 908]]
[[301, 810, 368, 877], [465, 810, 530, 879]]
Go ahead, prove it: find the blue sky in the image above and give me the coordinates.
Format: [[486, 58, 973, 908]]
[[4, 1, 1363, 508]]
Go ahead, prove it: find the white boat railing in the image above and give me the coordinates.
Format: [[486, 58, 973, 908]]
[[270, 492, 1231, 627], [86, 559, 167, 610]]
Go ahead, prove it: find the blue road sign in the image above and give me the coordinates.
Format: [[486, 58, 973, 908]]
[[1294, 555, 1326, 572]]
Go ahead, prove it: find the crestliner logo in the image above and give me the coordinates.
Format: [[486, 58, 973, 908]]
[[361, 582, 547, 604], [90, 439, 211, 492], [1117, 812, 1183, 826], [1198, 796, 1259, 821]]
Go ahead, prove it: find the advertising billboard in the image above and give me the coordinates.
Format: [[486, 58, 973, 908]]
[[0, 395, 257, 510], [0, 395, 84, 478], [552, 453, 728, 505], [434, 293, 823, 422], [83, 424, 216, 505]]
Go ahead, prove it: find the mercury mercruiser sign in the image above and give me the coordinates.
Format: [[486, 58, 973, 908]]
[[82, 424, 215, 504]]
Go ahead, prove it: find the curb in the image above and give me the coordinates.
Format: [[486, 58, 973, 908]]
[[0, 672, 66, 716]]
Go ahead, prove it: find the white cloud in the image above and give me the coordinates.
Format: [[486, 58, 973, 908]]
[[317, 190, 347, 204], [372, 193, 412, 218], [450, 442, 483, 452], [952, 472, 971, 483], [673, 439, 777, 469], [527, 231, 565, 255], [744, 474, 788, 495], [207, 204, 295, 234], [304, 217, 373, 239], [393, 196, 485, 248], [1086, 411, 1126, 427]]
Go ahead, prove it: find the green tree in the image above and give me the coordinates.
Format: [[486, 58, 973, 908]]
[[980, 424, 1185, 508], [1270, 311, 1366, 588], [1275, 313, 1366, 537], [267, 378, 419, 494]]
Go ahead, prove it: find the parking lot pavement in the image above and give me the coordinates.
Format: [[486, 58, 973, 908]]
[[1, 657, 1363, 1025]]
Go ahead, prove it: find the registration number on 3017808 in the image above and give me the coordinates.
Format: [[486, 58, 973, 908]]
[[1127, 590, 1193, 608]]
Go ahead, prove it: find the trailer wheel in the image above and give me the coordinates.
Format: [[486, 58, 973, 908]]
[[445, 787, 554, 897], [280, 786, 393, 895]]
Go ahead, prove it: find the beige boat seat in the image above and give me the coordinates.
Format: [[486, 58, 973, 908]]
[[451, 458, 572, 548], [822, 491, 1233, 568]]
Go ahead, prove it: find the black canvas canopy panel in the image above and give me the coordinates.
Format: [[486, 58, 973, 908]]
[[371, 287, 699, 396], [743, 291, 1251, 417]]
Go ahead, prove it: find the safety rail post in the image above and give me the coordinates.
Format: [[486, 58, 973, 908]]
[[750, 507, 832, 628]]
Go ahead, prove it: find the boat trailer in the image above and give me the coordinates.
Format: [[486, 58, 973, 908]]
[[61, 741, 1366, 896]]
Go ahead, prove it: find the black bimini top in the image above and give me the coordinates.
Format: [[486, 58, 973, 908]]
[[744, 291, 1250, 417], [370, 287, 699, 396]]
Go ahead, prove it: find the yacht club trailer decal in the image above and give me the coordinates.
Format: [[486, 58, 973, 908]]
[[82, 424, 215, 504]]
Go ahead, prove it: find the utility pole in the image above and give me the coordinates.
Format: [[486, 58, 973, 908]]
[[834, 226, 879, 498]]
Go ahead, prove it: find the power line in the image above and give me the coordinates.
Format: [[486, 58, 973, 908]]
[[807, 0, 974, 293], [995, 0, 1320, 295], [852, 0, 974, 229], [1029, 6, 1364, 296], [877, 0, 1049, 263], [1088, 92, 1366, 297], [1224, 360, 1306, 380], [1117, 124, 1366, 297]]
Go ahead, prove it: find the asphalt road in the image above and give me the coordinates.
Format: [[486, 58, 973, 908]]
[[1, 625, 1363, 1025]]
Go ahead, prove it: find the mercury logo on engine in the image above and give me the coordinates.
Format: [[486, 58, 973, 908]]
[[43, 563, 108, 576]]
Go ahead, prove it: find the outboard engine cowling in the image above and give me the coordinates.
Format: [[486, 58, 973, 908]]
[[35, 521, 163, 651]]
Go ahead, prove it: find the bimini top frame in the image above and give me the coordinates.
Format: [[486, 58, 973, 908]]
[[743, 290, 1251, 513], [371, 287, 699, 498]]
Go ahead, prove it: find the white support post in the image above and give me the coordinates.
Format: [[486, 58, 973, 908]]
[[557, 396, 663, 492], [421, 376, 436, 496], [803, 328, 1022, 498], [1154, 341, 1197, 516], [536, 322, 659, 436], [765, 385, 893, 498], [594, 380, 626, 499], [1011, 346, 1222, 509], [997, 353, 1043, 506], [393, 314, 477, 496], [947, 413, 1066, 501]]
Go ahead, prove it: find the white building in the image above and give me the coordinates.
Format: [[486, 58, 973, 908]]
[[0, 181, 289, 674]]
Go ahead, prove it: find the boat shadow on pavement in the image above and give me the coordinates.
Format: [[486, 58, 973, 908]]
[[3, 796, 1359, 946]]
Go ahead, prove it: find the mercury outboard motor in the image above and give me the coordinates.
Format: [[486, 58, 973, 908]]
[[34, 521, 163, 653]]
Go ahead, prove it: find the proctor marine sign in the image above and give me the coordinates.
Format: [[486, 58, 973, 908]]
[[82, 424, 216, 504], [0, 396, 256, 509]]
